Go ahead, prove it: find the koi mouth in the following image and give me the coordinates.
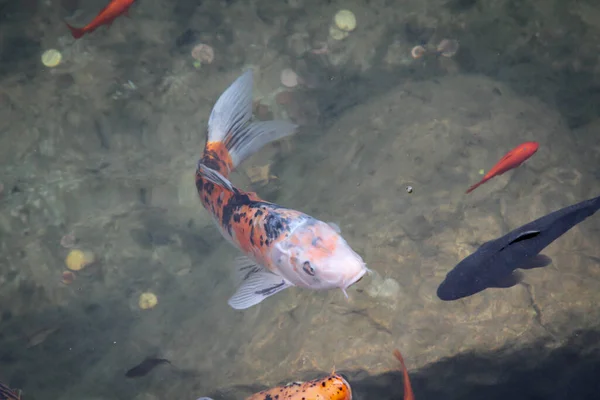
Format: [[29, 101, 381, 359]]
[[345, 267, 368, 288]]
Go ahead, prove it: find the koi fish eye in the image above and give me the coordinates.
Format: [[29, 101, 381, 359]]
[[302, 261, 315, 276]]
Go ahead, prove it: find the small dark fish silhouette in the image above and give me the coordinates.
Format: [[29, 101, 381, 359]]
[[125, 357, 171, 378], [437, 195, 600, 300]]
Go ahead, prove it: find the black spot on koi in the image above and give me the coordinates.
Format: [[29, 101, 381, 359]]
[[203, 181, 215, 195], [264, 213, 291, 242]]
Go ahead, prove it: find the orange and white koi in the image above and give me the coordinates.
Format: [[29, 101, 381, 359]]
[[195, 70, 369, 309], [197, 372, 352, 400]]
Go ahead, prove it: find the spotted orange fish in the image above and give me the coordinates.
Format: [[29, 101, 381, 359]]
[[197, 372, 352, 400], [393, 349, 414, 400], [195, 70, 369, 309]]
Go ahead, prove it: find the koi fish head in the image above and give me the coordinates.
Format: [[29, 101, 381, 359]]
[[271, 218, 368, 294]]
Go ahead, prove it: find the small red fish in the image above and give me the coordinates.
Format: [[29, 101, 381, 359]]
[[393, 349, 415, 400], [65, 0, 136, 39], [466, 141, 539, 194]]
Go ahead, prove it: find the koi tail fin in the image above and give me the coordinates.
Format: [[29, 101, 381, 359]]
[[205, 69, 297, 170], [65, 22, 85, 39]]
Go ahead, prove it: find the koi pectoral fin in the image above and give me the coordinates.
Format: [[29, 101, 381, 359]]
[[341, 288, 349, 299], [232, 256, 264, 285], [488, 270, 523, 289], [228, 263, 292, 310], [197, 163, 234, 191], [518, 254, 552, 270]]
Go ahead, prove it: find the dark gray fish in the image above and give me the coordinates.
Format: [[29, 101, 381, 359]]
[[437, 195, 600, 301], [125, 357, 171, 378]]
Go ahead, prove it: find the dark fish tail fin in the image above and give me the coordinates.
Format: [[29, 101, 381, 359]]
[[203, 70, 297, 173], [65, 22, 85, 39]]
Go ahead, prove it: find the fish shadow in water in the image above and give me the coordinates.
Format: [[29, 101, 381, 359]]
[[206, 327, 600, 400]]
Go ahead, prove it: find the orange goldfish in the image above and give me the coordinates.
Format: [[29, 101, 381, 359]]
[[466, 141, 539, 194], [393, 349, 414, 400], [197, 372, 352, 400], [195, 70, 369, 310], [65, 0, 136, 39]]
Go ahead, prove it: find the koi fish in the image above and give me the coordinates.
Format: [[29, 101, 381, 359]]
[[195, 70, 369, 310], [0, 381, 21, 400], [465, 141, 539, 194], [437, 195, 600, 300], [65, 0, 136, 39], [197, 372, 352, 400], [393, 349, 414, 400]]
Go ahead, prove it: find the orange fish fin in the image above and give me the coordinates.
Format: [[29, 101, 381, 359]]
[[65, 22, 85, 39]]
